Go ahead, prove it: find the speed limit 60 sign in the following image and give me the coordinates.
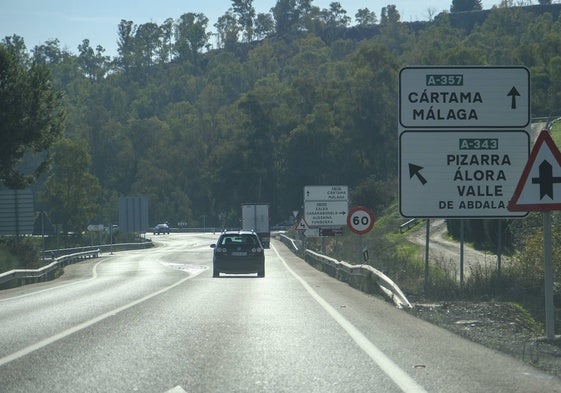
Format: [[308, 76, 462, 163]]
[[347, 206, 375, 235]]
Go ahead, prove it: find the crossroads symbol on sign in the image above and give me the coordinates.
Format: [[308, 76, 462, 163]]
[[532, 161, 561, 199]]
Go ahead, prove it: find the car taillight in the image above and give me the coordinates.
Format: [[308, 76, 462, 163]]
[[215, 247, 227, 253], [251, 247, 263, 253]]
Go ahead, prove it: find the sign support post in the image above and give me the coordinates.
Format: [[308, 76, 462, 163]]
[[347, 206, 376, 264], [508, 130, 561, 340], [543, 211, 555, 340], [424, 219, 430, 293], [460, 220, 465, 286]]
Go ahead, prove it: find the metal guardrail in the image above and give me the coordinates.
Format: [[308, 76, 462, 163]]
[[0, 249, 100, 287], [0, 241, 153, 288], [279, 234, 412, 309], [400, 218, 418, 233]]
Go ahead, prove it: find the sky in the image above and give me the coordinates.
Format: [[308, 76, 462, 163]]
[[0, 0, 500, 57]]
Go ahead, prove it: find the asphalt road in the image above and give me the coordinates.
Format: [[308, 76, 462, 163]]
[[0, 233, 559, 393]]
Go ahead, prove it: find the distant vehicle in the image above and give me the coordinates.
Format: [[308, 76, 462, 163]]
[[241, 203, 270, 248], [153, 223, 170, 235], [210, 230, 265, 278]]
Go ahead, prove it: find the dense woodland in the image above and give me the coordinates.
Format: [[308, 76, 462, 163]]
[[4, 1, 561, 244]]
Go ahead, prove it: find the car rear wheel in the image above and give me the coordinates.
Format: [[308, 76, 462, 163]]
[[213, 267, 220, 278], [257, 265, 265, 278]]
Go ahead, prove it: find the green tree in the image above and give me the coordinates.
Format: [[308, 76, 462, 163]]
[[321, 2, 351, 28], [32, 39, 64, 64], [40, 138, 101, 233], [0, 42, 64, 188], [402, 14, 465, 64], [450, 0, 483, 12], [116, 20, 136, 72], [159, 18, 175, 63], [254, 13, 275, 39], [175, 13, 210, 68], [380, 4, 400, 24], [215, 11, 242, 50], [135, 22, 162, 68], [232, 0, 256, 42], [343, 42, 399, 180], [285, 103, 344, 187], [77, 39, 109, 80], [1, 34, 28, 63], [355, 8, 377, 26], [272, 0, 312, 36]]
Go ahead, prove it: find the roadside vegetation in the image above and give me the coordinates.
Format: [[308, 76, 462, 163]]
[[1, 2, 560, 331], [298, 199, 561, 336], [297, 114, 561, 331]]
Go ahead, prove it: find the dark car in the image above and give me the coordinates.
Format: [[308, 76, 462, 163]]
[[210, 231, 265, 278], [154, 223, 170, 234]]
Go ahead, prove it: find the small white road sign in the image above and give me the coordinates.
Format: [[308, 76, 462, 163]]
[[304, 185, 348, 201], [304, 200, 348, 227], [304, 185, 348, 227]]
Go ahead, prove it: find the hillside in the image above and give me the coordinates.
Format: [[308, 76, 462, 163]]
[[10, 4, 560, 234]]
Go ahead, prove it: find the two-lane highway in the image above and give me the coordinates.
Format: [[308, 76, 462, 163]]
[[0, 233, 559, 392]]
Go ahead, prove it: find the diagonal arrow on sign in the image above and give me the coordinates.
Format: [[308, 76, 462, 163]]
[[408, 163, 427, 185]]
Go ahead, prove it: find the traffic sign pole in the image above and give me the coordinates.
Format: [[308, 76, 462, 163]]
[[347, 206, 376, 265], [543, 212, 555, 340], [509, 130, 561, 340]]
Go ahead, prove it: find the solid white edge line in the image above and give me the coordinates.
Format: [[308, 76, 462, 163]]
[[272, 243, 428, 393], [0, 260, 104, 303], [0, 270, 198, 367]]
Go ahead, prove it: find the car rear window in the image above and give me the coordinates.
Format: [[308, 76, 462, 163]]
[[219, 234, 258, 246]]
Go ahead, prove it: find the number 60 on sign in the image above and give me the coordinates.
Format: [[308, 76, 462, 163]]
[[347, 206, 375, 235]]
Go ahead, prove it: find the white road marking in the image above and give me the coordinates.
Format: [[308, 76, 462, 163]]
[[0, 268, 200, 367], [164, 386, 187, 393], [272, 243, 428, 393], [0, 260, 104, 303]]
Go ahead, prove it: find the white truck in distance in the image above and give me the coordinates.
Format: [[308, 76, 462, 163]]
[[241, 203, 270, 248]]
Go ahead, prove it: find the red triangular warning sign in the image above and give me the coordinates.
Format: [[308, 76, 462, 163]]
[[294, 217, 309, 231], [508, 130, 561, 211]]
